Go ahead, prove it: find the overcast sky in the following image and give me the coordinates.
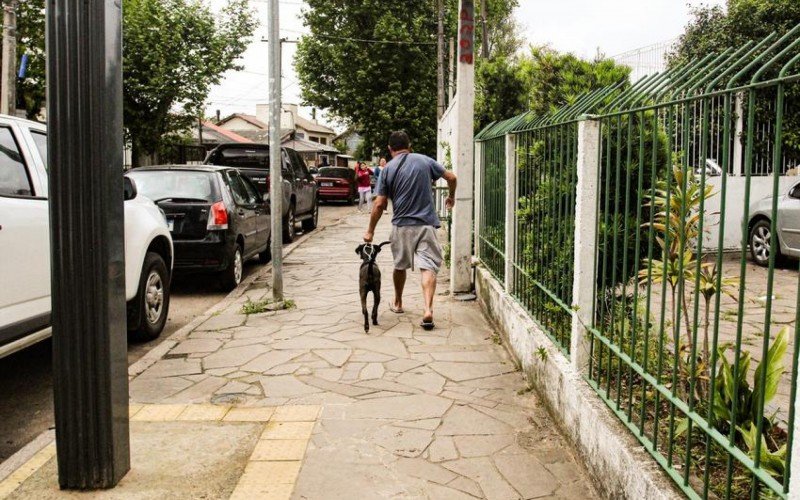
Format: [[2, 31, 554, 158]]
[[205, 0, 727, 130]]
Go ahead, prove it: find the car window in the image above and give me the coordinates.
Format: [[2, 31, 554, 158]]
[[0, 126, 33, 197], [790, 183, 800, 200], [126, 170, 218, 202], [240, 175, 261, 204], [226, 171, 251, 206], [282, 149, 295, 178], [291, 150, 313, 180], [31, 131, 47, 169], [318, 168, 352, 179]]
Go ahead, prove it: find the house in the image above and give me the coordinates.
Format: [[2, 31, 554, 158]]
[[334, 128, 364, 157], [254, 103, 337, 146]]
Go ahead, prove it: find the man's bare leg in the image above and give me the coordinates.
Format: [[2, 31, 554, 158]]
[[393, 269, 407, 311], [421, 269, 437, 323]]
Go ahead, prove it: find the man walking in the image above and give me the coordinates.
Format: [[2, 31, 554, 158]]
[[363, 131, 457, 330]]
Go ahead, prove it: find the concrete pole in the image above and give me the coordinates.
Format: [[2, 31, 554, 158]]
[[1, 0, 17, 115], [47, 0, 129, 488], [449, 0, 475, 294], [448, 38, 455, 103], [436, 0, 445, 120], [733, 92, 745, 177], [570, 117, 601, 372], [472, 141, 483, 259], [268, 0, 284, 301], [503, 133, 517, 293]]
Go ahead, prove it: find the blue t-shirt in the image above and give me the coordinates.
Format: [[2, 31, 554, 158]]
[[376, 153, 446, 227]]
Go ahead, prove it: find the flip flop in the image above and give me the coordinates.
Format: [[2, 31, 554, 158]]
[[420, 320, 435, 331], [389, 305, 405, 314]]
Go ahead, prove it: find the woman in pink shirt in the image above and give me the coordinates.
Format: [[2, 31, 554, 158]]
[[355, 161, 373, 212]]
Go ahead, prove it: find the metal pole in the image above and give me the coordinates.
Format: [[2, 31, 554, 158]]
[[268, 0, 284, 301], [1, 0, 17, 115], [47, 0, 130, 488], [448, 37, 455, 102], [436, 0, 445, 119]]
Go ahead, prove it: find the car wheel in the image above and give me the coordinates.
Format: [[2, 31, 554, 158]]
[[302, 199, 319, 232], [749, 219, 781, 267], [283, 203, 296, 242], [128, 252, 170, 342], [259, 237, 272, 264], [221, 244, 244, 291]]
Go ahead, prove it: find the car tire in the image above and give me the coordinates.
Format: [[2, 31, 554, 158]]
[[749, 219, 781, 267], [302, 199, 319, 232], [221, 244, 244, 291], [283, 203, 296, 242], [128, 252, 170, 342], [259, 237, 271, 264]]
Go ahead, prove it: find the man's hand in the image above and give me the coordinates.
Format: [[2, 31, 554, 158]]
[[445, 196, 455, 210], [363, 231, 374, 243]]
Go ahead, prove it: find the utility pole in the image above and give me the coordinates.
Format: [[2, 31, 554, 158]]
[[448, 37, 455, 102], [268, 0, 284, 302], [436, 0, 445, 119], [480, 0, 489, 59], [47, 0, 130, 488], [1, 0, 17, 115]]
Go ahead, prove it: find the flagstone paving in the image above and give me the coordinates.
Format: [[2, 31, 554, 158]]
[[129, 210, 598, 499]]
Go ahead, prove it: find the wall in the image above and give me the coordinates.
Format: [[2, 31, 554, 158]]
[[219, 116, 263, 132]]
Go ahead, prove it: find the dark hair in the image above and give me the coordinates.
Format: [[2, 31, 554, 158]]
[[388, 131, 410, 152]]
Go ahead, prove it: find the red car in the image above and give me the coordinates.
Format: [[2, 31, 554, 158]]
[[316, 167, 357, 203]]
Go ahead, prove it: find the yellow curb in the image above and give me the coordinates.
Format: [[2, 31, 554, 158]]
[[229, 481, 293, 500], [260, 421, 315, 440], [249, 440, 309, 461], [0, 443, 56, 499], [176, 404, 230, 421], [131, 404, 187, 422], [129, 404, 144, 419], [271, 405, 321, 422], [223, 407, 275, 422], [238, 461, 302, 485]]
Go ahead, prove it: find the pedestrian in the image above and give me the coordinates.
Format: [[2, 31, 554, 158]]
[[363, 131, 457, 330], [356, 161, 373, 212], [374, 157, 386, 191]]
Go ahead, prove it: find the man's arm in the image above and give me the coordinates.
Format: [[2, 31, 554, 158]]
[[442, 170, 457, 209], [364, 195, 389, 242]]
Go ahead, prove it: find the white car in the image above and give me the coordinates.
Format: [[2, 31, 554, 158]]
[[0, 115, 173, 359], [748, 180, 800, 266]]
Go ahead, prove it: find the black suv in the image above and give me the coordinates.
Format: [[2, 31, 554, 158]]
[[204, 144, 319, 242]]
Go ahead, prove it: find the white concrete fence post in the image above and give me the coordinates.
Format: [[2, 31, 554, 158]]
[[504, 133, 517, 293], [570, 116, 601, 372], [473, 140, 484, 259]]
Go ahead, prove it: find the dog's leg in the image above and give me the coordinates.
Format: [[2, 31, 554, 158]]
[[360, 288, 369, 333], [372, 286, 380, 326]]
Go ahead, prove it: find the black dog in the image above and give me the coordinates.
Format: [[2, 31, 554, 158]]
[[356, 241, 390, 333]]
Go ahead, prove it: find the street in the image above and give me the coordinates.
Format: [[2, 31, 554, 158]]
[[0, 204, 352, 462]]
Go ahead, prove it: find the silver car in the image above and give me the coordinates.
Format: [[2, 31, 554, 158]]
[[748, 180, 800, 266]]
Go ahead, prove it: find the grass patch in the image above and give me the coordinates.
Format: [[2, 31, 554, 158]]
[[240, 297, 296, 315]]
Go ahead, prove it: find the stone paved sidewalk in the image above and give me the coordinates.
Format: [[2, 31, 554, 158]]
[[129, 210, 599, 499]]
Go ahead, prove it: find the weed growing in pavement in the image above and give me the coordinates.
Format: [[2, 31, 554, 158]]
[[489, 332, 503, 345], [240, 297, 296, 315], [536, 346, 548, 362]]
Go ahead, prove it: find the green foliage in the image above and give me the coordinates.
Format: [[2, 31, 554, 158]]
[[123, 0, 257, 166], [13, 0, 46, 119], [240, 297, 296, 314], [295, 0, 518, 156], [475, 55, 530, 131]]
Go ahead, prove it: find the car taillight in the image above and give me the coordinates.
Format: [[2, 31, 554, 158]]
[[207, 201, 228, 230]]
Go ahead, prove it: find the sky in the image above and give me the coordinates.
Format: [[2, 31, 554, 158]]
[[205, 0, 727, 131]]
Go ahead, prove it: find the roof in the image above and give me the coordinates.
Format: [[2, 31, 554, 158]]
[[234, 128, 294, 144], [202, 121, 253, 144], [218, 113, 269, 130], [334, 128, 360, 142], [282, 137, 340, 154], [294, 114, 335, 135]]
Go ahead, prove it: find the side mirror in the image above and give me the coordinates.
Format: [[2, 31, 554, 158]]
[[123, 176, 137, 201]]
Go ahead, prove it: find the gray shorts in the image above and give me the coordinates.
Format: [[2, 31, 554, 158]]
[[390, 225, 444, 273]]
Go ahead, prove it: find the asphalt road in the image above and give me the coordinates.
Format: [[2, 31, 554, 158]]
[[0, 203, 354, 462]]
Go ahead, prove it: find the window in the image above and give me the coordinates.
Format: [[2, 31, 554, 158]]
[[290, 150, 312, 181], [240, 175, 261, 204], [226, 172, 250, 206], [320, 138, 327, 145], [0, 127, 33, 197], [31, 131, 47, 169], [790, 183, 800, 200]]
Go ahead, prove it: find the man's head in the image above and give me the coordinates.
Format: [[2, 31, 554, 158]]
[[388, 131, 411, 156]]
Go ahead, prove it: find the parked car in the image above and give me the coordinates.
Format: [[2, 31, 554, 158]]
[[0, 115, 173, 359], [316, 167, 357, 203], [204, 144, 318, 242], [127, 165, 271, 291], [309, 166, 320, 179], [748, 180, 800, 266]]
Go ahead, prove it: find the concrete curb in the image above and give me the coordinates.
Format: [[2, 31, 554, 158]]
[[128, 214, 347, 380], [475, 266, 682, 500], [0, 430, 55, 484]]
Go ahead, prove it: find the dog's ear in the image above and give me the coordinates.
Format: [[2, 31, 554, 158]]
[[355, 244, 365, 255]]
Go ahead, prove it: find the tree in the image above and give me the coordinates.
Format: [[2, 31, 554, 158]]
[[295, 0, 518, 157], [475, 55, 529, 131], [123, 0, 256, 166], [13, 0, 45, 119]]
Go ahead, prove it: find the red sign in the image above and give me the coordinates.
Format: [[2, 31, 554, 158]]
[[458, 1, 474, 65]]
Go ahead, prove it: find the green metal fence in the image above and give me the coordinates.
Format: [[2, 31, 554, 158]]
[[475, 25, 800, 499], [475, 122, 508, 282]]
